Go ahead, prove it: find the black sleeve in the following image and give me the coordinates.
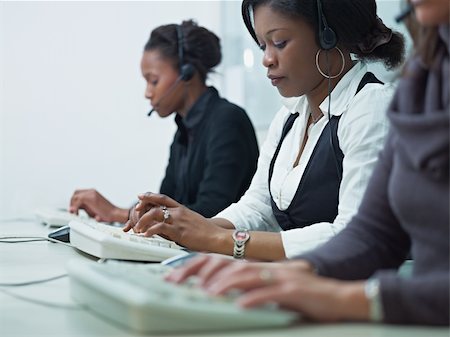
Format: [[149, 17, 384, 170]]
[[185, 108, 258, 218], [159, 137, 178, 198]]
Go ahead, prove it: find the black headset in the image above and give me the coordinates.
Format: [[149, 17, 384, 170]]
[[316, 0, 337, 50], [316, 0, 342, 181], [176, 25, 195, 81]]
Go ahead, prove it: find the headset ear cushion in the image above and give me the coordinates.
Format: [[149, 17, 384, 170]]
[[180, 63, 195, 81], [321, 27, 337, 50]]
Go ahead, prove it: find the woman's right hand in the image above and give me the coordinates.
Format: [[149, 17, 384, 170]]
[[123, 193, 157, 232], [69, 189, 128, 223]]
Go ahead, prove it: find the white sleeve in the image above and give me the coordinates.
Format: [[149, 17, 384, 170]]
[[215, 106, 293, 232], [281, 83, 394, 258]]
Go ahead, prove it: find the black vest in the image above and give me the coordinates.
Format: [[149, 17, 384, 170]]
[[269, 73, 382, 231]]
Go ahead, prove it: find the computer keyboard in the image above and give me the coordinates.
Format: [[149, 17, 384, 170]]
[[67, 259, 297, 333], [35, 208, 94, 227], [69, 220, 187, 262]]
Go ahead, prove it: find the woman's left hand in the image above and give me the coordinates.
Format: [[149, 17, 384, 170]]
[[128, 193, 227, 252], [167, 255, 368, 322]]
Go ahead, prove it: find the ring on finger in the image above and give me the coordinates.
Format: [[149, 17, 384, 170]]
[[160, 205, 170, 223], [259, 269, 274, 285]]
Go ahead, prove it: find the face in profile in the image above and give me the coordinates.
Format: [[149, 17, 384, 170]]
[[411, 0, 450, 26], [253, 5, 324, 98], [141, 49, 185, 117]]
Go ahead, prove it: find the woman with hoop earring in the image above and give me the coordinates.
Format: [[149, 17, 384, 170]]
[[125, 0, 406, 261]]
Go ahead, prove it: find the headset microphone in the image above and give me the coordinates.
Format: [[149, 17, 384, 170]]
[[147, 76, 183, 116], [147, 24, 195, 117]]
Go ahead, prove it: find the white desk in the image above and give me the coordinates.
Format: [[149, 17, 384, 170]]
[[1, 220, 448, 337]]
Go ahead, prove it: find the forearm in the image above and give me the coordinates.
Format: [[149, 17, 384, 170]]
[[209, 218, 235, 230], [113, 207, 130, 224], [336, 281, 370, 321]]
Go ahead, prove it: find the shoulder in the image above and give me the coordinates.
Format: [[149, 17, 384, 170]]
[[342, 80, 396, 125], [213, 97, 248, 121], [353, 80, 396, 105]]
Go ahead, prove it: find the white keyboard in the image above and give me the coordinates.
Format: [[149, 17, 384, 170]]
[[35, 208, 96, 227], [67, 259, 297, 333], [69, 220, 187, 262]]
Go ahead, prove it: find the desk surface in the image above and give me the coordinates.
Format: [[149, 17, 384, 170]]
[[1, 220, 448, 337]]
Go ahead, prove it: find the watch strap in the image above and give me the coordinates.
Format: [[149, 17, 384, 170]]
[[232, 229, 250, 259]]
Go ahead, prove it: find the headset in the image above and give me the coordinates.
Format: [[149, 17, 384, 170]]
[[176, 25, 195, 81], [147, 25, 195, 116], [316, 0, 337, 50], [316, 0, 342, 181]]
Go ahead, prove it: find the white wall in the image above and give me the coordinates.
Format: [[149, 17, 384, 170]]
[[0, 0, 410, 218], [0, 1, 225, 217], [0, 3, 5, 215]]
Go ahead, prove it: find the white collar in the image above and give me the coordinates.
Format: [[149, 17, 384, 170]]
[[281, 62, 369, 118]]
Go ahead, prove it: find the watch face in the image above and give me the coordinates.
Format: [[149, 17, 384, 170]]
[[233, 230, 250, 243], [235, 232, 248, 241]]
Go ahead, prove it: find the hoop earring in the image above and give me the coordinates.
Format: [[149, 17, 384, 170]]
[[315, 47, 345, 79]]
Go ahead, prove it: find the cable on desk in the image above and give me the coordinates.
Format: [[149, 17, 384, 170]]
[[0, 217, 35, 223], [0, 288, 83, 310], [0, 236, 74, 247], [0, 273, 68, 287]]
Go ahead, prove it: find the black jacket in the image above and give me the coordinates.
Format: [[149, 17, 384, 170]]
[[160, 87, 259, 217]]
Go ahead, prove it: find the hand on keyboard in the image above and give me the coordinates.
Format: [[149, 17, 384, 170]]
[[123, 193, 225, 253], [69, 220, 187, 261], [69, 189, 129, 223], [123, 193, 155, 233], [35, 208, 96, 227]]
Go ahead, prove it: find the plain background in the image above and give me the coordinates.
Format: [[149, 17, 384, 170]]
[[0, 0, 410, 218]]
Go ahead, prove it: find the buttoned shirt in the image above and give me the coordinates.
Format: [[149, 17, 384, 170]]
[[216, 63, 393, 258]]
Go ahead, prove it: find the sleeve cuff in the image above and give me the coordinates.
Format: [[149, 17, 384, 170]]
[[280, 222, 339, 258], [365, 277, 384, 322]]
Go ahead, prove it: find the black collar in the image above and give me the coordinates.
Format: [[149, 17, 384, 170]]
[[175, 87, 218, 144]]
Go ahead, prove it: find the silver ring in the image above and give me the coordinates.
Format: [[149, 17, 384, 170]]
[[259, 269, 274, 285], [160, 205, 170, 223]]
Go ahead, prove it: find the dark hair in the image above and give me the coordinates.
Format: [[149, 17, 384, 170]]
[[242, 0, 405, 69], [144, 19, 221, 82]]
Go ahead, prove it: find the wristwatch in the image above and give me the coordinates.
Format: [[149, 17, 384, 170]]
[[232, 229, 250, 259], [364, 277, 384, 322]]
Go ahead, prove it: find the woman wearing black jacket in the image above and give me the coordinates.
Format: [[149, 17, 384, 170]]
[[69, 20, 259, 222]]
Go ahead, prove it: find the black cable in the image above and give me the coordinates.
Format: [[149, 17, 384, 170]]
[[0, 274, 68, 287], [0, 238, 48, 243], [0, 217, 35, 223], [0, 288, 82, 310], [0, 236, 74, 247], [325, 50, 342, 181]]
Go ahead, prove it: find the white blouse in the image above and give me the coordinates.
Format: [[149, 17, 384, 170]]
[[216, 62, 394, 258]]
